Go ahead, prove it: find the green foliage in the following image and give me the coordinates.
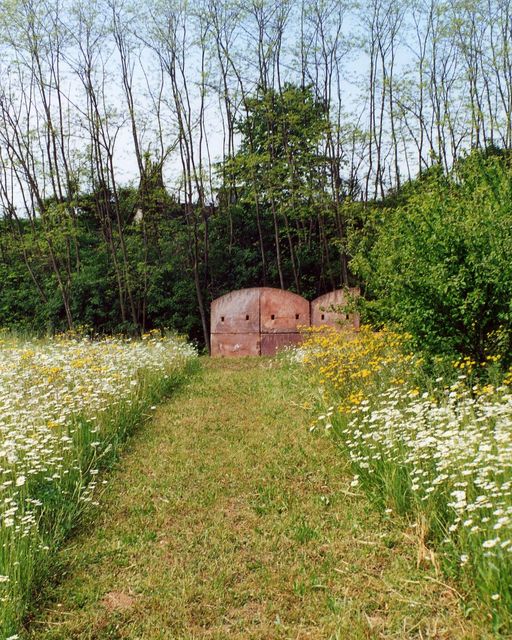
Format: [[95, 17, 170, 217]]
[[352, 150, 512, 364], [230, 83, 331, 212], [0, 190, 207, 341], [216, 84, 349, 294], [0, 86, 357, 343], [4, 143, 512, 363], [0, 261, 41, 330]]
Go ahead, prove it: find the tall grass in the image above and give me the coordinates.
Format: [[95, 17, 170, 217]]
[[0, 332, 197, 638], [299, 326, 512, 634]]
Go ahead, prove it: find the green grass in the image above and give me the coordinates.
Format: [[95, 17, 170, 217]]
[[0, 336, 197, 639], [22, 357, 490, 639]]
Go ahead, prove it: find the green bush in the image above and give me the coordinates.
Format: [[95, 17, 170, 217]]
[[352, 149, 512, 364]]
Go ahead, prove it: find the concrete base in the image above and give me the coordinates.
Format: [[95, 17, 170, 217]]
[[211, 333, 260, 357], [260, 332, 303, 356]]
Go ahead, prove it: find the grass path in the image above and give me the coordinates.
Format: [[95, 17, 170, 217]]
[[25, 358, 488, 639]]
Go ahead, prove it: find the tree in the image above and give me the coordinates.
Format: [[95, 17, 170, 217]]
[[223, 83, 342, 293]]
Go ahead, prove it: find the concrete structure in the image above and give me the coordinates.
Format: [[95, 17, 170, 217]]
[[210, 288, 260, 356], [311, 288, 360, 330], [211, 287, 360, 356], [260, 288, 310, 355], [211, 287, 309, 356]]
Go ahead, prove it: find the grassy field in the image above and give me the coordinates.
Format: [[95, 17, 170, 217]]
[[299, 326, 512, 634], [23, 357, 490, 639], [0, 333, 197, 638]]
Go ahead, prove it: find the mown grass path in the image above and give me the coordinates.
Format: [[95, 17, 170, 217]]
[[26, 358, 488, 639]]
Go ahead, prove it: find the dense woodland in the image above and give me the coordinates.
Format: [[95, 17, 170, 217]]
[[1, 0, 512, 358]]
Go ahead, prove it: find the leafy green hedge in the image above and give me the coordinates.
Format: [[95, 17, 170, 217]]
[[353, 149, 512, 365]]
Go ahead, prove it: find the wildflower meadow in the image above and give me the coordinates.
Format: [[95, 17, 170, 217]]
[[300, 326, 512, 632], [0, 331, 196, 638]]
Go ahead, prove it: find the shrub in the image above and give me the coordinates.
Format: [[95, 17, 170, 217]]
[[352, 150, 512, 365]]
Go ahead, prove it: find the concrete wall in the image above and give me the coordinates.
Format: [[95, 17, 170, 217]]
[[211, 287, 309, 357], [311, 288, 360, 330], [211, 287, 359, 357], [210, 288, 261, 356], [260, 289, 310, 355]]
